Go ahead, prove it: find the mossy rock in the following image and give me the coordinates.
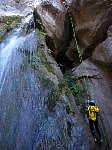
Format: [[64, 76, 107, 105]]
[[66, 105, 72, 114], [42, 78, 54, 88], [0, 34, 7, 43], [36, 28, 47, 45], [58, 81, 66, 92], [44, 63, 54, 74], [0, 16, 22, 43], [47, 91, 58, 112]]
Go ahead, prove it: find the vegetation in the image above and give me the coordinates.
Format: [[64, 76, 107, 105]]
[[42, 78, 54, 88], [30, 28, 55, 74], [3, 16, 22, 32], [0, 34, 7, 43], [0, 16, 22, 43], [63, 70, 86, 106], [44, 63, 54, 73], [66, 105, 72, 114], [3, 16, 22, 25], [36, 28, 47, 43], [47, 90, 58, 112], [31, 55, 42, 69], [58, 81, 66, 92], [36, 19, 42, 26]]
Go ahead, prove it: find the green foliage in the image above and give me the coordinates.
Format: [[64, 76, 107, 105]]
[[34, 50, 54, 74], [0, 16, 22, 43], [5, 25, 12, 32], [66, 105, 72, 114], [47, 91, 58, 112], [58, 81, 66, 92], [4, 17, 22, 25], [4, 16, 22, 32], [31, 55, 42, 69], [63, 70, 72, 83], [44, 63, 54, 74], [42, 78, 54, 88], [74, 98, 84, 106], [36, 19, 42, 26], [63, 70, 86, 106], [0, 34, 7, 43], [24, 28, 53, 74], [35, 18, 43, 31], [69, 84, 80, 95], [36, 28, 47, 42]]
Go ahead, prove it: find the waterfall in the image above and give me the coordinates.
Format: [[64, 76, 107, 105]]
[[0, 15, 44, 149], [0, 15, 37, 94]]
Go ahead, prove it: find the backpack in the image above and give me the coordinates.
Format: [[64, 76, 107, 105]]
[[87, 105, 100, 121]]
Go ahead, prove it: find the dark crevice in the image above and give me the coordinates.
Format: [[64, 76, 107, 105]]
[[33, 8, 45, 31], [45, 36, 55, 52], [46, 12, 74, 70], [54, 10, 83, 71], [33, 6, 80, 70], [74, 75, 102, 81], [67, 121, 72, 138], [55, 55, 73, 72]]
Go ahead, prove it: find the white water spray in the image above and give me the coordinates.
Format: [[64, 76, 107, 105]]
[[0, 15, 38, 94]]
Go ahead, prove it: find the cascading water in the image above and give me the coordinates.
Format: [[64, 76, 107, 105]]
[[0, 15, 44, 149], [0, 15, 91, 150], [0, 15, 36, 94]]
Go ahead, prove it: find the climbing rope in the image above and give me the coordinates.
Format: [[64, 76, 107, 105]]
[[63, 0, 90, 100]]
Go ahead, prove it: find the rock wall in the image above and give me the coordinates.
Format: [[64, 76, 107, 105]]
[[72, 58, 112, 148], [70, 0, 112, 54], [71, 0, 112, 148], [34, 1, 71, 57], [33, 0, 112, 148]]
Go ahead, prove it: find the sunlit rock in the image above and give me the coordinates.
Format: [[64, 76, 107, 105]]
[[92, 37, 112, 65], [34, 0, 70, 57]]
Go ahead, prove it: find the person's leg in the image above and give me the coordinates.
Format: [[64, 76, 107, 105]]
[[89, 120, 95, 138], [94, 120, 102, 141]]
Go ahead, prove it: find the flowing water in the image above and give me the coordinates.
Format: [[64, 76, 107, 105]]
[[0, 15, 46, 149]]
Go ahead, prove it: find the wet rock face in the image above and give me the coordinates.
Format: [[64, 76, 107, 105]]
[[70, 0, 112, 53], [71, 2, 112, 148]]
